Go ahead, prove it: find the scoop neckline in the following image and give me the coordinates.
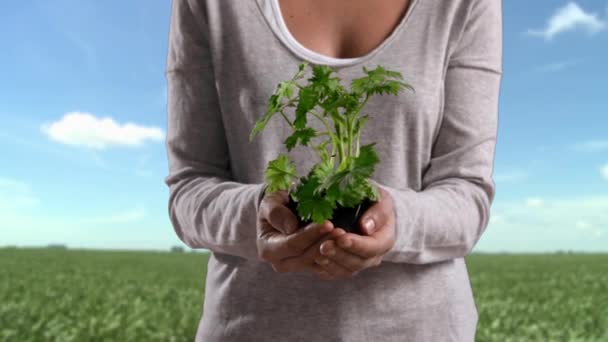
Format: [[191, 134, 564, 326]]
[[253, 0, 420, 68], [271, 0, 363, 66]]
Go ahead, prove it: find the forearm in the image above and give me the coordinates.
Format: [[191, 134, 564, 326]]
[[376, 178, 493, 264], [167, 172, 266, 260]]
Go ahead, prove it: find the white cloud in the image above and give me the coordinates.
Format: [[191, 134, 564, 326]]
[[535, 60, 581, 73], [575, 220, 591, 230], [105, 207, 146, 223], [525, 197, 545, 207], [87, 206, 146, 224], [477, 195, 608, 252], [0, 177, 31, 193], [601, 164, 608, 180], [0, 177, 39, 209], [489, 214, 504, 224], [570, 139, 608, 152], [575, 220, 603, 237], [41, 111, 164, 150], [494, 169, 528, 184], [527, 2, 606, 40], [492, 196, 608, 231]]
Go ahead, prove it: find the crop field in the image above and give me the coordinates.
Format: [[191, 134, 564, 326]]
[[1, 248, 607, 341]]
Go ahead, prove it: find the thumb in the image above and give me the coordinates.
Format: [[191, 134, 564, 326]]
[[359, 188, 391, 235], [268, 205, 299, 235], [263, 191, 299, 234], [360, 210, 378, 235]]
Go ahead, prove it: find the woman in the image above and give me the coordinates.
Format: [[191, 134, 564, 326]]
[[164, 0, 502, 340]]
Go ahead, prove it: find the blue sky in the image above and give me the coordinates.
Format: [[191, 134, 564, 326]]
[[1, 1, 607, 252]]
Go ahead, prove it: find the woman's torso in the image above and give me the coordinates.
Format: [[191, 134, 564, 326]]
[[198, 0, 479, 340]]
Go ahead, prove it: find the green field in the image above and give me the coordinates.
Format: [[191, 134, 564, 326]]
[[1, 248, 607, 341]]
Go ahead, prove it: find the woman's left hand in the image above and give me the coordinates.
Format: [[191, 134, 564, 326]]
[[314, 187, 396, 280]]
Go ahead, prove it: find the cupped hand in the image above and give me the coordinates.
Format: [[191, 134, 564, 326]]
[[314, 187, 396, 280], [256, 190, 334, 275]]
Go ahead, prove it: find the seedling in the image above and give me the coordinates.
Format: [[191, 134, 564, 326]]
[[250, 62, 413, 233]]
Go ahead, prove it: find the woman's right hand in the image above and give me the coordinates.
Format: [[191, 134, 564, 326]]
[[256, 190, 335, 274]]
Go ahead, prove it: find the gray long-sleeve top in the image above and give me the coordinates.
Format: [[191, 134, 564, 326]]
[[164, 0, 502, 340]]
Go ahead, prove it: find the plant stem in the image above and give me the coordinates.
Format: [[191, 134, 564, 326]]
[[351, 94, 370, 157], [311, 111, 341, 165], [336, 124, 345, 168], [310, 112, 334, 141], [279, 110, 295, 129]]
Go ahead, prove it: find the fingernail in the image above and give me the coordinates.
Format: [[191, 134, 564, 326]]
[[363, 218, 375, 233], [321, 223, 333, 233], [339, 239, 352, 248], [323, 247, 335, 257], [316, 258, 329, 265]]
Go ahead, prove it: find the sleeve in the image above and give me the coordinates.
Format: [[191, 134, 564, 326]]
[[164, 0, 267, 261], [377, 0, 503, 264]]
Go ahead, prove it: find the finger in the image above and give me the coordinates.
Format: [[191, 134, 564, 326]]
[[319, 240, 366, 273], [259, 221, 327, 262], [359, 187, 392, 235], [283, 220, 333, 253], [277, 233, 333, 272], [315, 254, 356, 279], [328, 227, 347, 239], [335, 232, 385, 259], [339, 217, 395, 259]]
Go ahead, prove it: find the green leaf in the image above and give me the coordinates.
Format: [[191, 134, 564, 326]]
[[309, 64, 346, 102], [250, 94, 281, 141], [264, 155, 297, 193], [324, 168, 350, 191], [318, 143, 379, 207], [352, 143, 379, 179], [337, 184, 366, 207], [298, 62, 308, 73], [310, 65, 334, 86], [284, 128, 316, 151], [365, 181, 379, 201], [291, 62, 308, 84], [293, 176, 336, 224], [311, 160, 335, 184], [327, 109, 346, 128], [314, 141, 331, 162], [276, 81, 296, 99], [295, 86, 316, 129], [319, 89, 344, 113], [353, 115, 369, 137], [341, 92, 361, 113], [324, 183, 341, 205], [351, 65, 414, 98], [250, 114, 272, 141]]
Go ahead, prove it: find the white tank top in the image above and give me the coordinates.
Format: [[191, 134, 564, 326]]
[[263, 0, 366, 66]]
